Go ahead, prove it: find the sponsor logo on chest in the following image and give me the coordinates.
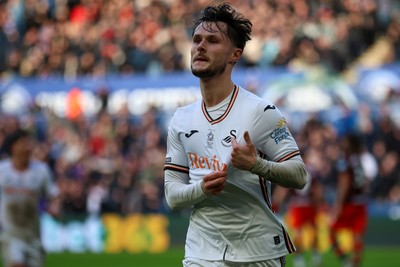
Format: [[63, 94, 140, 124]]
[[188, 152, 227, 172], [185, 129, 237, 171]]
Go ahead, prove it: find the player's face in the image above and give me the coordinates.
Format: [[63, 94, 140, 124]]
[[11, 136, 33, 159], [191, 22, 239, 79]]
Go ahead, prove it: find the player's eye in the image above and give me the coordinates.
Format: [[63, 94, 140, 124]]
[[192, 36, 201, 44]]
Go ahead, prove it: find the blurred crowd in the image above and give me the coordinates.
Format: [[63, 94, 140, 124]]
[[0, 85, 399, 219], [0, 104, 169, 217], [0, 0, 399, 219], [0, 0, 399, 78], [292, 93, 400, 206]]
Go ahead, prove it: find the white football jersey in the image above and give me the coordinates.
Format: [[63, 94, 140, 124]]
[[0, 159, 59, 240], [165, 86, 299, 261]]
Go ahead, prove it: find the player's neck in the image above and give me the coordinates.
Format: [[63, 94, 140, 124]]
[[12, 157, 30, 171], [200, 78, 235, 107]]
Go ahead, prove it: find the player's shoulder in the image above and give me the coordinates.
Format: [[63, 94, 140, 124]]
[[238, 87, 280, 115], [29, 160, 51, 173], [171, 99, 201, 122], [0, 160, 12, 183], [0, 159, 11, 170], [176, 99, 201, 113]]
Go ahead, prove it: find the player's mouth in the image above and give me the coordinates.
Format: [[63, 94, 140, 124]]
[[193, 55, 208, 63]]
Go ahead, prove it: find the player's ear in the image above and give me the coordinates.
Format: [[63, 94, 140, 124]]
[[230, 48, 242, 65]]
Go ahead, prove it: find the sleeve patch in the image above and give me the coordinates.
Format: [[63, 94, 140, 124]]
[[270, 118, 290, 144]]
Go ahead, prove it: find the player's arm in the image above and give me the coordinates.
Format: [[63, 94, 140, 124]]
[[231, 132, 307, 189], [253, 104, 307, 189], [164, 170, 207, 210], [165, 170, 227, 210], [42, 164, 61, 218], [164, 115, 208, 210], [250, 155, 307, 189], [333, 168, 351, 218], [47, 195, 61, 218]]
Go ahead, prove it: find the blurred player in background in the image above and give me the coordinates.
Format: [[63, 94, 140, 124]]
[[0, 129, 60, 267], [164, 3, 307, 267], [330, 133, 371, 267], [273, 150, 326, 267]]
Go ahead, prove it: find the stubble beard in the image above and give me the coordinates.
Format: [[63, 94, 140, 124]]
[[191, 61, 227, 79]]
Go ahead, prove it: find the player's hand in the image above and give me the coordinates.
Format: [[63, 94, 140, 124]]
[[201, 171, 227, 195], [231, 131, 257, 171], [47, 197, 61, 219]]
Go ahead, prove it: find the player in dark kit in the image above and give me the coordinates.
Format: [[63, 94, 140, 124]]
[[273, 150, 326, 267], [330, 134, 369, 267]]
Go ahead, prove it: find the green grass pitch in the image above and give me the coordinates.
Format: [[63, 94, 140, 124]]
[[39, 247, 400, 267], [1, 247, 399, 267]]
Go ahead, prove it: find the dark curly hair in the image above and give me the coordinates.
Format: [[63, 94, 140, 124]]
[[192, 3, 252, 50], [2, 129, 30, 155]]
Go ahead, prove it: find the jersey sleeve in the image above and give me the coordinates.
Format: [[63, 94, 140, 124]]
[[41, 164, 59, 199], [164, 111, 189, 174], [252, 103, 300, 162], [163, 111, 206, 209]]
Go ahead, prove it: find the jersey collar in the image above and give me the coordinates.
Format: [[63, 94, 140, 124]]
[[202, 85, 239, 125]]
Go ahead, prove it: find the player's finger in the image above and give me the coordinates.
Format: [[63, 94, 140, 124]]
[[208, 176, 226, 187], [204, 177, 226, 194], [211, 184, 225, 195], [204, 171, 227, 182], [243, 131, 252, 145], [208, 177, 226, 188], [231, 137, 238, 149]]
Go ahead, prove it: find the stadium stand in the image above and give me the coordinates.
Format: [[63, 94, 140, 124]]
[[0, 0, 399, 77]]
